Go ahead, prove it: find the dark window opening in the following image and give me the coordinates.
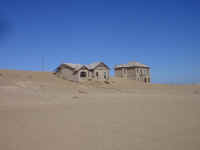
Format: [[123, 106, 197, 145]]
[[80, 72, 87, 78], [96, 72, 99, 80], [104, 72, 106, 79]]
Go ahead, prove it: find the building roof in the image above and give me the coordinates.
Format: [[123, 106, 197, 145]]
[[56, 62, 110, 72], [86, 62, 110, 70], [115, 61, 149, 69], [63, 63, 84, 71], [86, 62, 100, 70]]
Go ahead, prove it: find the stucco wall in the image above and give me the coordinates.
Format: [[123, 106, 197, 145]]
[[78, 69, 89, 81], [58, 67, 74, 81], [115, 68, 132, 79], [127, 68, 137, 80], [135, 67, 150, 83], [93, 65, 109, 81], [115, 69, 122, 78], [114, 67, 151, 83]]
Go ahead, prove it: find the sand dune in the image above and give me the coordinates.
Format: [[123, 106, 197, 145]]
[[0, 69, 200, 150]]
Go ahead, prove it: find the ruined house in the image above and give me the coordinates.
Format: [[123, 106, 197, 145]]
[[55, 62, 110, 82], [114, 61, 151, 83]]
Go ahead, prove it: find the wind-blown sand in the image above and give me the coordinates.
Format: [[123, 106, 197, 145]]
[[0, 69, 200, 150]]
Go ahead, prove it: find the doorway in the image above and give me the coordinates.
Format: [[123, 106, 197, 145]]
[[96, 72, 99, 80]]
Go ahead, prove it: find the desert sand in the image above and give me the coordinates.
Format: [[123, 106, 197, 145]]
[[0, 69, 200, 150]]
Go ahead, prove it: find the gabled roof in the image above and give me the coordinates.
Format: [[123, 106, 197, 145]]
[[63, 63, 84, 71], [56, 62, 110, 73], [115, 61, 149, 69], [86, 62, 110, 70], [73, 65, 89, 73]]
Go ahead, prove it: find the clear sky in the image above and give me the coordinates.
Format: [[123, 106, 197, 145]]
[[0, 0, 200, 83]]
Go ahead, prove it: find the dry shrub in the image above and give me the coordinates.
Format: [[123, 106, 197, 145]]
[[0, 73, 3, 77], [104, 80, 110, 84]]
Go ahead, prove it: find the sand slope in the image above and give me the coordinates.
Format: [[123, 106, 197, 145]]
[[0, 69, 200, 150]]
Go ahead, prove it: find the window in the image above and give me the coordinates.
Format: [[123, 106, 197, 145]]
[[104, 72, 106, 79], [144, 77, 147, 83], [96, 72, 99, 80], [80, 72, 87, 78]]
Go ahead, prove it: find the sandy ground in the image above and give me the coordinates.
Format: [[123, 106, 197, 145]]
[[0, 69, 200, 150]]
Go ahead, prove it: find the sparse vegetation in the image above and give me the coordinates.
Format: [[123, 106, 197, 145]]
[[104, 80, 110, 84]]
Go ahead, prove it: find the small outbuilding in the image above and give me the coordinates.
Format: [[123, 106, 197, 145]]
[[55, 62, 110, 82], [114, 61, 151, 83]]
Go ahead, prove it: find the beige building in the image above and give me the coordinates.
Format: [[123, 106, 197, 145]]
[[55, 62, 110, 82], [114, 61, 151, 83]]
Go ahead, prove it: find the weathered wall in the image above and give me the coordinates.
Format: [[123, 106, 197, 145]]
[[115, 69, 122, 78], [135, 67, 150, 83], [127, 68, 137, 80], [56, 67, 74, 81], [115, 68, 130, 79], [93, 65, 109, 81], [115, 67, 151, 83], [78, 69, 89, 81], [120, 68, 128, 79], [72, 72, 79, 82]]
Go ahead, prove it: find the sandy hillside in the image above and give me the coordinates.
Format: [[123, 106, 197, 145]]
[[0, 69, 200, 150]]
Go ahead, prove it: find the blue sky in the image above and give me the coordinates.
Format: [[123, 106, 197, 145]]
[[0, 0, 200, 83]]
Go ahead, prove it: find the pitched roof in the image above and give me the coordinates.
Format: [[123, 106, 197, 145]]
[[57, 62, 110, 72], [60, 63, 84, 71], [86, 62, 110, 70], [63, 63, 84, 71], [115, 61, 149, 69]]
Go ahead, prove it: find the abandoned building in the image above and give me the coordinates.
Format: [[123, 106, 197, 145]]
[[55, 62, 110, 82], [114, 61, 151, 83]]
